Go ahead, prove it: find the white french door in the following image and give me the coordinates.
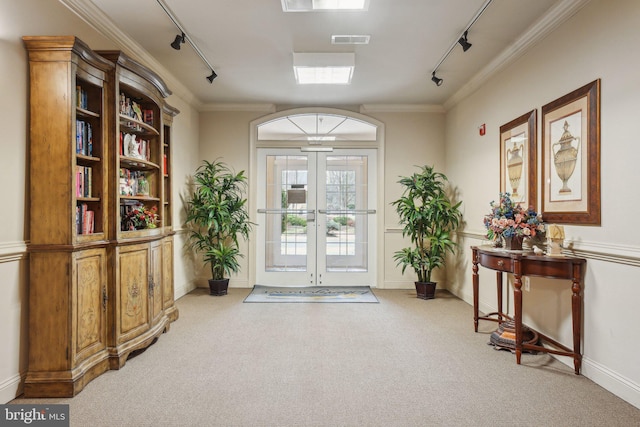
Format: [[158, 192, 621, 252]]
[[256, 148, 376, 286]]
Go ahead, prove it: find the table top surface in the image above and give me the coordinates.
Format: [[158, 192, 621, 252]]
[[472, 245, 586, 263]]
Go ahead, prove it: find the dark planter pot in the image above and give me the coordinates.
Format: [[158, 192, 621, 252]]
[[208, 278, 229, 296], [415, 281, 437, 300]]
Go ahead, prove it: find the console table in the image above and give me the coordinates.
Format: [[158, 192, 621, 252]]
[[471, 245, 586, 374]]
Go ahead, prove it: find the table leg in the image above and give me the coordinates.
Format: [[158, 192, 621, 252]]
[[472, 249, 479, 332], [496, 272, 503, 322], [513, 271, 523, 365], [572, 264, 583, 374]]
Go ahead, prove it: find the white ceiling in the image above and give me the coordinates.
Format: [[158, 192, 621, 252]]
[[80, 0, 575, 108]]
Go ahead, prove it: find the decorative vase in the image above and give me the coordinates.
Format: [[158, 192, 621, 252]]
[[503, 235, 524, 251], [506, 140, 524, 198], [552, 120, 580, 194]]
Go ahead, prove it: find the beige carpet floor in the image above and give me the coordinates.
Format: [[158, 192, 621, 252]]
[[13, 288, 640, 426]]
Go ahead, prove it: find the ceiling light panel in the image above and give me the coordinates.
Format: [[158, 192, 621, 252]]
[[282, 0, 369, 12], [293, 53, 355, 84], [294, 67, 353, 84], [331, 35, 370, 45]]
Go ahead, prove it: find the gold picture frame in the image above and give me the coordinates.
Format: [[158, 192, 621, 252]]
[[541, 79, 601, 225], [500, 110, 537, 209]]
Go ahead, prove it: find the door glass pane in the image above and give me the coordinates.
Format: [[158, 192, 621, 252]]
[[325, 155, 368, 272], [265, 155, 308, 271]]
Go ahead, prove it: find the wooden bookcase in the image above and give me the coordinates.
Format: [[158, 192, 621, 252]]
[[96, 50, 179, 369], [23, 37, 179, 397], [23, 36, 113, 397]]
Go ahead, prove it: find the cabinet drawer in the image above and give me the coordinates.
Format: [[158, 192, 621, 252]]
[[478, 253, 513, 272]]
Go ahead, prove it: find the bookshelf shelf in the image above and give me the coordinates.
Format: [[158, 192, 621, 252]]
[[120, 156, 160, 170], [77, 107, 100, 118], [120, 195, 161, 202], [119, 115, 159, 135]]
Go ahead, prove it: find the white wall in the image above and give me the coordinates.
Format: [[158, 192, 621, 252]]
[[166, 94, 201, 298], [194, 110, 268, 288], [445, 0, 640, 408], [365, 111, 447, 288]]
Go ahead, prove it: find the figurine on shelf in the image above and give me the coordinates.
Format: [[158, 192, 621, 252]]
[[127, 134, 141, 159], [547, 224, 565, 256], [132, 101, 143, 122]]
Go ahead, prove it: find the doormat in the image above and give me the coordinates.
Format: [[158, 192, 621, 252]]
[[243, 285, 379, 303]]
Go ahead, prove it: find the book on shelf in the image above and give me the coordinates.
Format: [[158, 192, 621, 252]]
[[76, 85, 88, 109], [76, 120, 93, 156], [76, 203, 94, 235], [82, 209, 94, 234], [76, 166, 92, 198], [142, 109, 154, 126]]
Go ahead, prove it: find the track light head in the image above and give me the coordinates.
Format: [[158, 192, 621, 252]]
[[171, 33, 185, 50], [458, 31, 472, 52], [431, 72, 443, 87], [206, 70, 217, 83]]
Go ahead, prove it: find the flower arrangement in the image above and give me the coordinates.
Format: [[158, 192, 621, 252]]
[[122, 204, 158, 230], [484, 193, 544, 242]]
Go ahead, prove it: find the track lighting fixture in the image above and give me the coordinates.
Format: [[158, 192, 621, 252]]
[[170, 33, 185, 50], [431, 72, 443, 86], [157, 0, 218, 84], [429, 0, 492, 88], [457, 31, 472, 52]]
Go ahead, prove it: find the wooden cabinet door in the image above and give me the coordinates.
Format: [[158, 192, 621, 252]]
[[116, 244, 150, 343], [162, 237, 174, 309], [150, 240, 163, 325], [73, 248, 107, 363]]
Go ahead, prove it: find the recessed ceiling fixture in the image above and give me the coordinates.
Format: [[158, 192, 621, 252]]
[[293, 53, 355, 84], [281, 0, 369, 12], [331, 35, 370, 45]]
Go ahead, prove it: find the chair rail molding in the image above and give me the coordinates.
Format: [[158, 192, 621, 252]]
[[0, 241, 28, 263]]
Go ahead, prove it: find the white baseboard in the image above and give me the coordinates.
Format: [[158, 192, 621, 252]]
[[582, 357, 640, 409], [0, 373, 23, 404], [449, 286, 640, 410], [381, 280, 414, 289]]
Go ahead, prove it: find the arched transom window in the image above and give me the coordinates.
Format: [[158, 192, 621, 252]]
[[257, 113, 377, 142]]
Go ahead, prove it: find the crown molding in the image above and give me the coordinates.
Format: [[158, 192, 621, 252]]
[[59, 0, 202, 109], [359, 104, 445, 113], [444, 0, 592, 111], [200, 103, 277, 113]]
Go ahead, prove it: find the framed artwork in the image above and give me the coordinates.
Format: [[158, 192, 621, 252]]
[[541, 79, 601, 225], [500, 110, 537, 209]]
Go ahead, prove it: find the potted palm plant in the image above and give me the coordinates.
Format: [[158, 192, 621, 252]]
[[391, 165, 462, 299], [185, 159, 253, 296]]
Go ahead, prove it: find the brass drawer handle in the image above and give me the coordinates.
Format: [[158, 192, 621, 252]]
[[497, 260, 504, 267]]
